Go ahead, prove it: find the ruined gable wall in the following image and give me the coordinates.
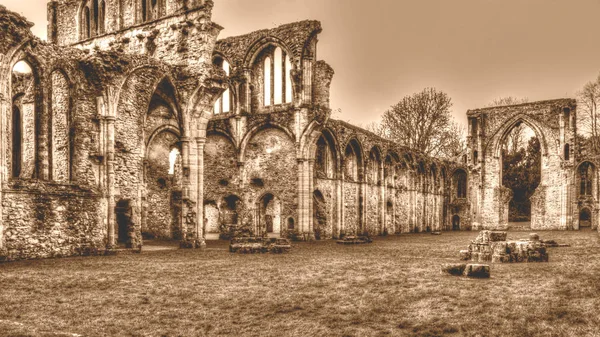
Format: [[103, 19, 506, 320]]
[[468, 99, 576, 230]]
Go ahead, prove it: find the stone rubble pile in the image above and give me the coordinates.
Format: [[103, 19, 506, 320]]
[[460, 230, 549, 263], [336, 236, 373, 245], [229, 237, 291, 254], [442, 263, 491, 278]]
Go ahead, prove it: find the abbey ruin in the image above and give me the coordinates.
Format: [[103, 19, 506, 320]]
[[0, 0, 596, 261]]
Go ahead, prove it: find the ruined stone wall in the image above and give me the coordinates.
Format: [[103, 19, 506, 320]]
[[144, 130, 180, 239], [343, 182, 361, 235], [468, 99, 577, 230], [203, 132, 238, 204], [51, 71, 70, 182], [366, 184, 380, 234], [243, 128, 298, 234], [314, 179, 336, 239], [0, 182, 104, 261]]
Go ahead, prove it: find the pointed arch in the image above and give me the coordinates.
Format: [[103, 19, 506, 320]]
[[487, 114, 548, 158], [239, 123, 296, 163]]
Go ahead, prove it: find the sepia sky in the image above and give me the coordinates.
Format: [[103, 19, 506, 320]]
[[4, 0, 600, 128]]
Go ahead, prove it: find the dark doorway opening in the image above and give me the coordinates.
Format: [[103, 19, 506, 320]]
[[452, 215, 460, 231], [115, 199, 132, 246], [580, 208, 592, 229]]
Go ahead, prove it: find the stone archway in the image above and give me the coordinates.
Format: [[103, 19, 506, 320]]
[[579, 207, 592, 230], [467, 99, 576, 230], [258, 193, 281, 237], [452, 215, 460, 231]]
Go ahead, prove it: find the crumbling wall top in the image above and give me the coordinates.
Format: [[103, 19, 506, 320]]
[[467, 98, 576, 117], [0, 5, 34, 54], [215, 20, 322, 69]]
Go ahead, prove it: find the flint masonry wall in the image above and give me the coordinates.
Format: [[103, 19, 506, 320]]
[[468, 99, 579, 230]]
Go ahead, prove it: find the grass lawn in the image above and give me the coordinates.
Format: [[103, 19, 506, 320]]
[[1, 230, 599, 337]]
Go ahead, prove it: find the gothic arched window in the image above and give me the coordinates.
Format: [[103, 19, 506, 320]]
[[261, 46, 293, 108], [80, 0, 106, 40], [213, 59, 232, 115], [579, 162, 594, 196]]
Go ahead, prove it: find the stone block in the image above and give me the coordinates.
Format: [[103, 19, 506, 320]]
[[464, 264, 490, 278], [459, 250, 470, 261], [442, 264, 467, 276], [489, 231, 507, 242]]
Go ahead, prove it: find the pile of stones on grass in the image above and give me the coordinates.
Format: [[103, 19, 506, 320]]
[[336, 235, 373, 245], [460, 230, 549, 263], [442, 230, 567, 279], [442, 263, 490, 278], [229, 237, 291, 254]]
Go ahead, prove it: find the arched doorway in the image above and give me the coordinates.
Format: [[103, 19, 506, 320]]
[[501, 122, 541, 229], [144, 130, 182, 240], [115, 199, 132, 247], [452, 215, 460, 231], [579, 208, 592, 230], [313, 190, 327, 240], [258, 193, 281, 237]]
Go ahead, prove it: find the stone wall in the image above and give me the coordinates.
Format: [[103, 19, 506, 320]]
[[0, 182, 104, 261], [468, 99, 577, 230], [51, 70, 70, 182]]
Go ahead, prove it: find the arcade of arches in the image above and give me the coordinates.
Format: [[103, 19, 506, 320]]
[[0, 2, 597, 261]]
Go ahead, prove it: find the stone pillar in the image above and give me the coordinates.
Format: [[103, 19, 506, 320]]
[[379, 165, 385, 234], [307, 159, 315, 239], [195, 137, 206, 247], [99, 96, 116, 250], [335, 177, 342, 238], [0, 95, 6, 250], [361, 180, 367, 235], [338, 175, 345, 237]]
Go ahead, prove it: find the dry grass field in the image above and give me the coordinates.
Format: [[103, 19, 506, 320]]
[[1, 230, 599, 337]]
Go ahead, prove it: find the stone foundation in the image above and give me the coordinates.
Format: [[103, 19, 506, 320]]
[[461, 230, 548, 263]]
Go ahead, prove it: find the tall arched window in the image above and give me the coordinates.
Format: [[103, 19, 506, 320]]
[[260, 46, 293, 108], [83, 7, 91, 39], [81, 0, 106, 40], [264, 57, 272, 107], [140, 0, 164, 23], [274, 48, 283, 105], [285, 55, 292, 103], [564, 144, 570, 161], [11, 60, 37, 179], [99, 0, 106, 34], [453, 170, 467, 199], [579, 162, 594, 196], [213, 59, 231, 115], [12, 105, 22, 178]]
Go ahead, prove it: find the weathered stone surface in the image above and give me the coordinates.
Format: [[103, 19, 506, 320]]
[[0, 0, 478, 262], [459, 250, 470, 261], [442, 264, 467, 276], [229, 237, 291, 254], [462, 231, 549, 264], [466, 99, 594, 231], [464, 264, 490, 278]]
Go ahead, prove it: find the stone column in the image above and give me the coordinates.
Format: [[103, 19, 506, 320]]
[[0, 95, 6, 250], [103, 97, 116, 249], [195, 136, 206, 247], [307, 159, 315, 239], [335, 177, 342, 238], [379, 165, 385, 234]]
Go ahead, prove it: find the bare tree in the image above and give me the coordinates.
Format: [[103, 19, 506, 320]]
[[486, 97, 529, 154], [578, 75, 600, 152], [377, 87, 465, 159], [485, 96, 529, 108]]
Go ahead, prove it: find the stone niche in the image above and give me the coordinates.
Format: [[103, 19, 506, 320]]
[[460, 230, 548, 263]]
